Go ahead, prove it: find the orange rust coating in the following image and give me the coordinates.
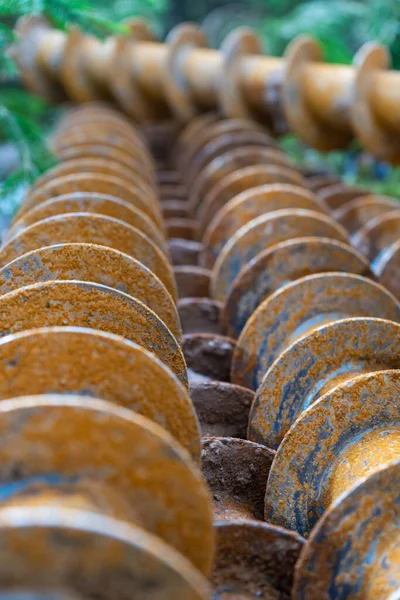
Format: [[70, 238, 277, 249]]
[[182, 129, 278, 188], [327, 429, 400, 505], [51, 131, 151, 168], [264, 370, 400, 538], [54, 119, 148, 146], [0, 395, 214, 575], [0, 213, 177, 301], [334, 195, 398, 233], [133, 42, 169, 99], [200, 184, 328, 269], [231, 273, 400, 390], [53, 143, 156, 176], [82, 37, 117, 94], [188, 146, 293, 215], [376, 238, 400, 300], [182, 49, 222, 109], [0, 243, 181, 341], [370, 70, 400, 133], [58, 124, 149, 151], [179, 120, 266, 178], [292, 461, 400, 600], [17, 173, 164, 232], [13, 16, 400, 161], [0, 327, 195, 457], [0, 280, 187, 386], [196, 164, 305, 237], [352, 209, 400, 263], [30, 158, 157, 193], [301, 63, 353, 131], [56, 109, 149, 140], [9, 194, 169, 255], [0, 508, 210, 599], [238, 55, 282, 114]]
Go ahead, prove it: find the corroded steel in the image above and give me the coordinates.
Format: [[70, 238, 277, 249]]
[[375, 238, 400, 300], [317, 183, 368, 210], [9, 193, 169, 254], [0, 213, 177, 300], [0, 327, 196, 458], [30, 157, 157, 191], [13, 17, 400, 161], [182, 129, 278, 189], [200, 184, 329, 269], [231, 273, 400, 389], [0, 104, 228, 597], [211, 209, 348, 304], [18, 173, 163, 230], [0, 395, 214, 577], [248, 317, 400, 449], [334, 194, 398, 233], [0, 280, 187, 386], [265, 370, 400, 537], [188, 145, 291, 211], [220, 237, 372, 339], [179, 120, 266, 180], [0, 243, 181, 340], [148, 113, 400, 599], [1, 96, 399, 598], [0, 506, 209, 599], [293, 460, 400, 599], [196, 164, 305, 237], [307, 174, 341, 192], [352, 209, 400, 267]]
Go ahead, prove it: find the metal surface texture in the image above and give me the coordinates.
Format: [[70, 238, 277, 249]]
[[211, 209, 348, 305], [0, 105, 222, 598], [0, 213, 177, 300], [0, 100, 399, 598], [265, 370, 400, 537], [293, 460, 400, 599], [8, 192, 168, 253], [231, 273, 400, 390], [248, 317, 400, 449], [0, 326, 197, 459], [0, 243, 181, 340], [0, 279, 187, 386], [0, 395, 213, 575], [220, 237, 372, 339], [200, 184, 328, 269], [12, 16, 400, 162], [148, 113, 400, 598]]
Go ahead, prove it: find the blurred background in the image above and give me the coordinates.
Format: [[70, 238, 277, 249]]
[[1, 0, 400, 228]]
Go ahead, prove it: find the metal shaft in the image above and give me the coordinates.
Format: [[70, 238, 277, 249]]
[[13, 16, 400, 162]]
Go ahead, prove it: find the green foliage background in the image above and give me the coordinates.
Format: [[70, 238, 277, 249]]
[[1, 0, 400, 217]]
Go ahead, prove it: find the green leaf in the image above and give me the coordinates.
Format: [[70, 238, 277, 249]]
[[0, 167, 33, 216], [0, 0, 45, 15]]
